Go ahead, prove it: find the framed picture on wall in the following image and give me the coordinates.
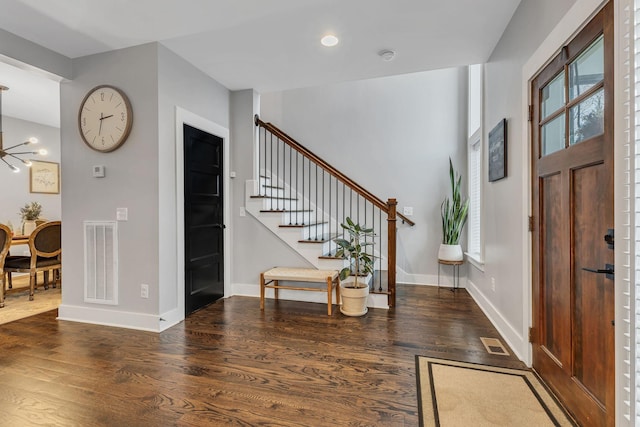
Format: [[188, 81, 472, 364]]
[[30, 160, 60, 194], [488, 118, 507, 182]]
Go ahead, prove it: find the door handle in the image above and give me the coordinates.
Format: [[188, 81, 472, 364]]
[[582, 263, 614, 280], [212, 224, 226, 229]]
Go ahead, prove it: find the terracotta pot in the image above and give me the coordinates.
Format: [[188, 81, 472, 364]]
[[438, 244, 463, 261]]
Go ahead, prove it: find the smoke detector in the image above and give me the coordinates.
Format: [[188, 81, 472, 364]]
[[378, 49, 396, 61]]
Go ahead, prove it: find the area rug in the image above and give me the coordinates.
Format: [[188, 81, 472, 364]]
[[415, 356, 575, 427], [0, 283, 60, 325]]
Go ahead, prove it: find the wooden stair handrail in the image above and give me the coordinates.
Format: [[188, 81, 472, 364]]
[[255, 115, 415, 227]]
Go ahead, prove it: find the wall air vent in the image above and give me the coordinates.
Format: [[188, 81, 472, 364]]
[[84, 221, 118, 305]]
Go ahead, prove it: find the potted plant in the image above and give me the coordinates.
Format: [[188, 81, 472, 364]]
[[439, 158, 469, 261], [334, 217, 375, 316], [19, 201, 42, 235]]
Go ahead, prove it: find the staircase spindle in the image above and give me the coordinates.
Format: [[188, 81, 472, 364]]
[[289, 144, 293, 222], [379, 208, 383, 292], [259, 128, 263, 196], [270, 133, 274, 210], [254, 116, 415, 308], [295, 150, 299, 225], [328, 173, 331, 255]]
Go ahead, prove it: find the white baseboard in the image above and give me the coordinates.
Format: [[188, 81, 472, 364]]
[[58, 304, 162, 332], [231, 283, 388, 309], [465, 280, 528, 364], [397, 271, 463, 288], [159, 307, 184, 332]]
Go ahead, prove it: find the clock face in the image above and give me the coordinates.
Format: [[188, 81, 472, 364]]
[[78, 85, 133, 152]]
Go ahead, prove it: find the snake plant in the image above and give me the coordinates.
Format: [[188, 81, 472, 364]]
[[441, 158, 469, 245]]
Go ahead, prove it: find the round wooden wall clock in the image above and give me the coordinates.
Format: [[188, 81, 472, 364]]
[[78, 85, 133, 152]]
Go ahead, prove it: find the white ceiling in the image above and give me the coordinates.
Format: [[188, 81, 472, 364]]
[[0, 0, 522, 126]]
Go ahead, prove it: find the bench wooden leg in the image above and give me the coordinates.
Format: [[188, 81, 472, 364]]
[[274, 280, 279, 301], [336, 277, 341, 307], [326, 276, 332, 316], [260, 273, 265, 311]]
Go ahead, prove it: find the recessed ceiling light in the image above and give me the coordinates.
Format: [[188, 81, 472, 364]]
[[321, 35, 339, 47]]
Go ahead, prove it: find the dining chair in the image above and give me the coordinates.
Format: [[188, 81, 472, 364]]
[[0, 224, 12, 308], [4, 221, 61, 301]]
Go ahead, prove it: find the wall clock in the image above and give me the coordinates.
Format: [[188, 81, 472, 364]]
[[78, 85, 133, 152]]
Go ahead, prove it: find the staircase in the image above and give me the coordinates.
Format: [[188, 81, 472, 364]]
[[247, 116, 414, 308]]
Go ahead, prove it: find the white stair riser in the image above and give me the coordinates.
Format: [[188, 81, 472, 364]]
[[281, 211, 314, 224], [260, 186, 286, 198], [302, 223, 329, 240], [262, 198, 298, 211]]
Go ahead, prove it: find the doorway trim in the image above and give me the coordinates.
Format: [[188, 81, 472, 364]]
[[175, 106, 231, 320], [520, 0, 608, 367]]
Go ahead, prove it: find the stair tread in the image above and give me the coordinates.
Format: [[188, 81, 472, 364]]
[[261, 185, 285, 190], [251, 195, 298, 201], [260, 209, 313, 213], [279, 222, 328, 228], [298, 234, 338, 244], [319, 253, 342, 260]]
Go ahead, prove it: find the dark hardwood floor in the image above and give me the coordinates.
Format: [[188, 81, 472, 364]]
[[0, 285, 524, 426]]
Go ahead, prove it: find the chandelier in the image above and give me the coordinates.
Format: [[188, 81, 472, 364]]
[[0, 85, 47, 172]]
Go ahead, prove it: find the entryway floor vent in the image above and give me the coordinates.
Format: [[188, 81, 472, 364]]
[[480, 337, 509, 356], [84, 221, 118, 305]]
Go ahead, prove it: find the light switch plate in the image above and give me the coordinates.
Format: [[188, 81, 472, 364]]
[[116, 207, 128, 221], [403, 207, 414, 216]]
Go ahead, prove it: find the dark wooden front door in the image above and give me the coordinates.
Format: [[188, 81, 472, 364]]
[[184, 124, 224, 315], [531, 3, 614, 426]]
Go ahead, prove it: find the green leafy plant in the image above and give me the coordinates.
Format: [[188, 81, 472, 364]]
[[441, 158, 469, 245], [333, 217, 375, 289], [19, 201, 42, 221]]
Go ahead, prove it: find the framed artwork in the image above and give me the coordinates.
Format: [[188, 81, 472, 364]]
[[30, 160, 60, 194], [488, 118, 507, 182]]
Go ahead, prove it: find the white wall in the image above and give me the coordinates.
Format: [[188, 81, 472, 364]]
[[259, 68, 468, 285], [467, 0, 577, 362], [0, 116, 61, 237]]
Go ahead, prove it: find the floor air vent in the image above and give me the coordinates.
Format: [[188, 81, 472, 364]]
[[84, 221, 118, 305], [480, 337, 509, 356]]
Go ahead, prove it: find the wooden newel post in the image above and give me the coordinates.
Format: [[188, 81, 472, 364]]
[[387, 198, 397, 308]]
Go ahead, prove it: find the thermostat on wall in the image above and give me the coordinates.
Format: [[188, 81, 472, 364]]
[[93, 165, 105, 178]]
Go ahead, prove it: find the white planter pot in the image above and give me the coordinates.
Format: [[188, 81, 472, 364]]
[[340, 279, 369, 316], [438, 244, 463, 262], [23, 220, 37, 235]]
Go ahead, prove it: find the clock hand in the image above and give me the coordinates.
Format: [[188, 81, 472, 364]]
[[100, 114, 114, 120], [98, 112, 104, 135]]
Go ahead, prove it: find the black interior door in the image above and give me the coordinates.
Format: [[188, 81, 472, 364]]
[[184, 124, 224, 315]]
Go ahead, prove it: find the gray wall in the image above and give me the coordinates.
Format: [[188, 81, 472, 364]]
[[157, 44, 230, 316], [230, 90, 313, 287], [0, 28, 71, 80], [469, 0, 577, 357], [0, 116, 61, 239], [258, 68, 468, 283], [58, 42, 231, 329], [60, 43, 161, 318]]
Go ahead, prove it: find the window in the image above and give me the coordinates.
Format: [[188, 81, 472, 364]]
[[467, 64, 483, 265]]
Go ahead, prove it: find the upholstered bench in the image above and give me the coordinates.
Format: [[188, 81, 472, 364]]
[[260, 267, 340, 315]]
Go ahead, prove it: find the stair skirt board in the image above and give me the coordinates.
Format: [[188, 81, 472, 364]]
[[231, 283, 389, 310]]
